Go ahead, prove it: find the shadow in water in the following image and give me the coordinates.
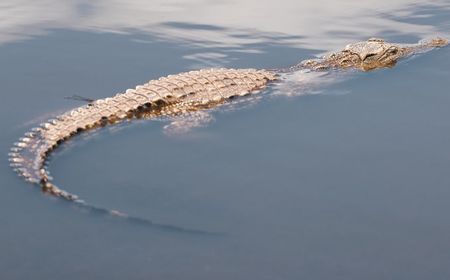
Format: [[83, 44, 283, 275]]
[[71, 199, 224, 236]]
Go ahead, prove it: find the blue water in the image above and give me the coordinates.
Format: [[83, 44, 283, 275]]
[[1, 1, 450, 279]]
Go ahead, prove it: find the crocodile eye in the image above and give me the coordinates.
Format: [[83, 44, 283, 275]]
[[382, 47, 399, 56], [364, 53, 377, 60], [388, 48, 398, 54]]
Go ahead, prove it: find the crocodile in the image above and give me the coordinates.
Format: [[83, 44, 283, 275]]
[[9, 37, 448, 225]]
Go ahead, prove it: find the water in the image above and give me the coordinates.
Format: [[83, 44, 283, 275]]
[[1, 1, 450, 279]]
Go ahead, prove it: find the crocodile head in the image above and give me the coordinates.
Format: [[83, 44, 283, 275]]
[[340, 37, 448, 70], [296, 37, 448, 72], [340, 38, 407, 70]]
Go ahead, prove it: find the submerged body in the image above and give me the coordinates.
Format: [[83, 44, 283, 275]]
[[9, 38, 448, 218]]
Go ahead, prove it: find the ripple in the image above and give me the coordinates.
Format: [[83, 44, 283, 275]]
[[0, 0, 448, 52]]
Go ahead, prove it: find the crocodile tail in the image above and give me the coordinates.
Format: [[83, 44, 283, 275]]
[[9, 126, 214, 235]]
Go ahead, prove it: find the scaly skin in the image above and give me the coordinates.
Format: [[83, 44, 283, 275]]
[[10, 68, 277, 202], [8, 37, 448, 219]]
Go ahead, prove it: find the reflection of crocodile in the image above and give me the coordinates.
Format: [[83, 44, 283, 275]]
[[9, 37, 448, 221]]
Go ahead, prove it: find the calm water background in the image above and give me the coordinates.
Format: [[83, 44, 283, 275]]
[[1, 1, 450, 279]]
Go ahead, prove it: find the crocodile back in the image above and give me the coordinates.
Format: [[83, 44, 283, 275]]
[[9, 68, 277, 199]]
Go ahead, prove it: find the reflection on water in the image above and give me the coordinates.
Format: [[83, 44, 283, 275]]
[[1, 0, 449, 52], [1, 0, 450, 279]]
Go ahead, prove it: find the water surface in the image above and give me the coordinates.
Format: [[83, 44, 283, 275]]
[[1, 1, 450, 279]]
